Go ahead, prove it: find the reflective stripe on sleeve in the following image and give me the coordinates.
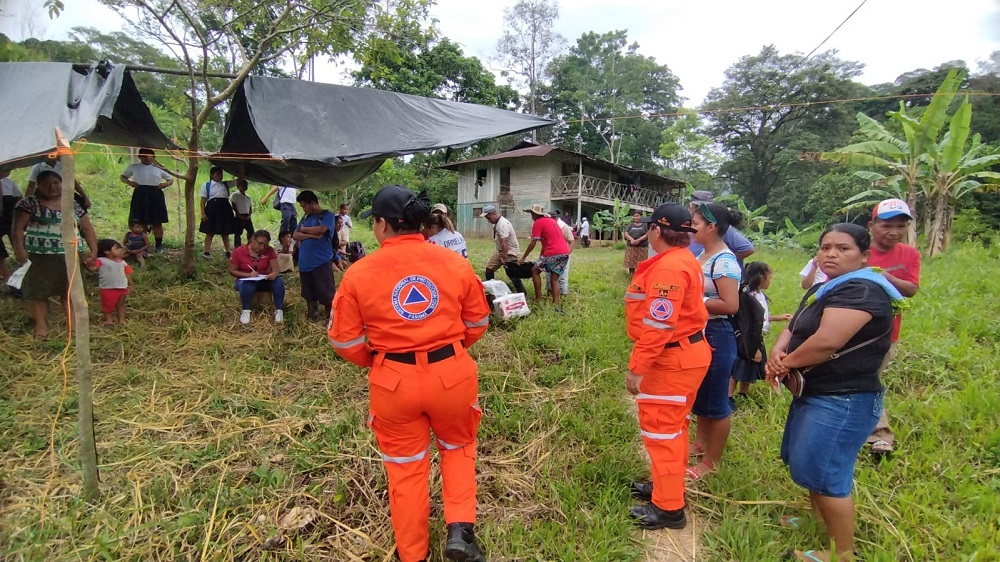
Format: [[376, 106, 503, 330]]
[[642, 318, 675, 330], [381, 448, 429, 464], [330, 334, 366, 349], [464, 315, 489, 328], [640, 429, 682, 441], [625, 292, 645, 300], [636, 393, 687, 404]]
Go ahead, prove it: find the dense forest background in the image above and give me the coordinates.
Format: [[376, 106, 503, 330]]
[[2, 0, 999, 240]]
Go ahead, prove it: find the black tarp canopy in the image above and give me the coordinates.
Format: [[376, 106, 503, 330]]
[[0, 63, 554, 190], [211, 76, 555, 190], [0, 62, 174, 168]]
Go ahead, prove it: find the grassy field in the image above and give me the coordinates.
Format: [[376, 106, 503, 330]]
[[1, 158, 999, 560]]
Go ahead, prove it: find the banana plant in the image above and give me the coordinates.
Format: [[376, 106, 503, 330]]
[[820, 69, 965, 245], [923, 98, 1000, 256]]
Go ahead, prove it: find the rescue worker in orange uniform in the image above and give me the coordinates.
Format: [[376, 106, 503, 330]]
[[328, 185, 491, 562], [624, 203, 711, 529]]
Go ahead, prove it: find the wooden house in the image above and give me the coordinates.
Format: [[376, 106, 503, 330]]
[[438, 142, 686, 237]]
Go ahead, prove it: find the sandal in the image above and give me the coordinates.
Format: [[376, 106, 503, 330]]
[[779, 515, 802, 529], [685, 461, 714, 482], [689, 442, 706, 457], [788, 549, 832, 561], [870, 440, 893, 455]]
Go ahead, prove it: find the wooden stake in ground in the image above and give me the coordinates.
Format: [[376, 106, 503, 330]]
[[55, 129, 99, 501]]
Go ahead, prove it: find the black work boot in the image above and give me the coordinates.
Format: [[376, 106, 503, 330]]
[[322, 305, 332, 324], [306, 301, 319, 322], [630, 481, 653, 502], [629, 502, 687, 530], [444, 522, 486, 562]]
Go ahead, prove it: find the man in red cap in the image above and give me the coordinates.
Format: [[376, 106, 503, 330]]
[[866, 198, 920, 456]]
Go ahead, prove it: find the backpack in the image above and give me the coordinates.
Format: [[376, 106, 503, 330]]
[[347, 241, 365, 263], [272, 187, 288, 210], [708, 253, 763, 361], [731, 289, 765, 360]]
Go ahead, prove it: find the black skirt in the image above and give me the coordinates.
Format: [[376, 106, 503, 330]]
[[129, 185, 169, 225], [199, 198, 236, 235]]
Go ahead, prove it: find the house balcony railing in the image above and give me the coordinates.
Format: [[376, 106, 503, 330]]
[[550, 174, 678, 209]]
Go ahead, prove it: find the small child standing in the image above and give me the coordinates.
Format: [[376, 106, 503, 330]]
[[92, 239, 134, 325], [729, 261, 791, 406], [123, 220, 150, 267], [230, 179, 254, 246]]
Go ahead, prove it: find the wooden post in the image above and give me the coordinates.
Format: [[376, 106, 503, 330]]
[[55, 129, 99, 501]]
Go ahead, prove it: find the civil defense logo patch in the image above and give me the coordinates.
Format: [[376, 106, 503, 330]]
[[392, 275, 440, 321], [649, 298, 673, 321]]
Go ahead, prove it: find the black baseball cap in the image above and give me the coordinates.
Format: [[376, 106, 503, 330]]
[[360, 184, 418, 220], [639, 203, 697, 233]]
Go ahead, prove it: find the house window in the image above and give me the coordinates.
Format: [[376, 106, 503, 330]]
[[500, 167, 511, 194], [475, 168, 487, 199], [473, 206, 483, 218]]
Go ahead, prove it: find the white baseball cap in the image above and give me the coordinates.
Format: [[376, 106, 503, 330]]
[[872, 198, 912, 220]]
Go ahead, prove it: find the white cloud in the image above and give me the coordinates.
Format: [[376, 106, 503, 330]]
[[4, 0, 997, 106]]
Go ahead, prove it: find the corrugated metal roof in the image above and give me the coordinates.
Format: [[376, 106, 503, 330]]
[[438, 143, 683, 188]]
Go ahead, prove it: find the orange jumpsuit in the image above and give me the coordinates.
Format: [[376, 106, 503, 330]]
[[328, 234, 491, 562], [625, 246, 711, 511]]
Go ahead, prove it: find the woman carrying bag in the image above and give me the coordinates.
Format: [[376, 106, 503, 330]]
[[766, 223, 903, 562]]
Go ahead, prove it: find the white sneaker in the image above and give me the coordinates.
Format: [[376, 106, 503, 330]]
[[274, 309, 284, 324], [240, 310, 251, 324]]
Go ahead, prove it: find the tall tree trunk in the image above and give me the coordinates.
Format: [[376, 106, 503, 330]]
[[921, 200, 931, 247], [56, 131, 99, 501], [943, 204, 956, 251], [927, 193, 948, 257], [906, 181, 919, 246], [181, 130, 200, 277]]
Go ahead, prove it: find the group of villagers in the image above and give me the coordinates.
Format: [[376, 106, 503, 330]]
[[3, 156, 917, 560]]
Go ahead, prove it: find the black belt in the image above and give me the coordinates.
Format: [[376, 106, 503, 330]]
[[383, 343, 457, 365], [665, 332, 704, 349]]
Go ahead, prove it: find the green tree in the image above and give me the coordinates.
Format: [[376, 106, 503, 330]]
[[101, 0, 370, 276], [543, 30, 681, 170], [495, 0, 566, 121], [658, 109, 721, 189], [703, 45, 864, 209], [821, 70, 1000, 255], [355, 36, 518, 108]]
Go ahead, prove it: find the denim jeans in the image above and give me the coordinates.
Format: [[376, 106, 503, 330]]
[[781, 391, 883, 497], [692, 318, 736, 419], [235, 277, 286, 310]]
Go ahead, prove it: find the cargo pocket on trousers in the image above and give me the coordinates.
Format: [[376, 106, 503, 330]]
[[464, 401, 484, 459], [636, 400, 686, 474], [369, 358, 403, 391], [438, 351, 476, 389]]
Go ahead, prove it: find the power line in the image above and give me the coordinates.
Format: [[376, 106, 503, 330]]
[[798, 0, 869, 67]]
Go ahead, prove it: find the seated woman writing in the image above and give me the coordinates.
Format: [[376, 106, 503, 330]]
[[228, 230, 285, 325], [765, 223, 903, 562]]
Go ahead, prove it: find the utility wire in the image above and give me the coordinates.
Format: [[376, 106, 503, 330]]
[[796, 0, 869, 70]]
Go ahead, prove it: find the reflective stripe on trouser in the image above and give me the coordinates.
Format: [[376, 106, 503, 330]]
[[636, 344, 710, 511], [368, 350, 482, 562]]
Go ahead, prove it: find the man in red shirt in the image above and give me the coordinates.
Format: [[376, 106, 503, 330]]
[[517, 204, 570, 309], [866, 198, 920, 456]]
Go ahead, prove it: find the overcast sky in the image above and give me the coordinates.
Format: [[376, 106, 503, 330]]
[[3, 0, 999, 105]]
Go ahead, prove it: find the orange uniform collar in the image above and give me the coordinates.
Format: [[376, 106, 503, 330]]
[[380, 233, 427, 247], [634, 245, 686, 276]]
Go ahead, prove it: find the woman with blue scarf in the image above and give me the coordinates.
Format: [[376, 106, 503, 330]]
[[766, 223, 901, 562]]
